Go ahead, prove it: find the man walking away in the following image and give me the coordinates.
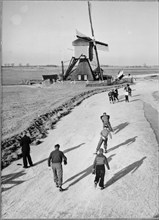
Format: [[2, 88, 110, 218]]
[[20, 131, 33, 168], [96, 127, 112, 153], [92, 148, 110, 190], [127, 85, 132, 96], [100, 112, 113, 132], [108, 91, 113, 104], [48, 144, 67, 192]]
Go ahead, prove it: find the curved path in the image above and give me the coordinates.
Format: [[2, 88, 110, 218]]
[[2, 78, 158, 218]]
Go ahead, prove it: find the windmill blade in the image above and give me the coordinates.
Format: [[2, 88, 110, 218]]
[[76, 29, 109, 51], [87, 1, 103, 80], [89, 42, 94, 61], [76, 29, 92, 41], [88, 1, 95, 38], [96, 41, 109, 51]]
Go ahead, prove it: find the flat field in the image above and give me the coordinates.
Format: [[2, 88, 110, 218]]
[[2, 82, 105, 141], [2, 65, 159, 85], [1, 65, 159, 141]]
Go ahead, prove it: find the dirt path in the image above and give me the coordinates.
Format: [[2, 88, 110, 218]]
[[1, 79, 159, 218]]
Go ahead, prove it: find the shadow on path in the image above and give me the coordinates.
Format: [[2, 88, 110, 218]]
[[1, 170, 26, 192], [107, 136, 138, 153], [118, 98, 140, 103], [34, 143, 85, 166], [63, 154, 116, 188], [129, 99, 140, 103], [63, 143, 85, 154], [114, 122, 129, 134], [104, 156, 146, 188]]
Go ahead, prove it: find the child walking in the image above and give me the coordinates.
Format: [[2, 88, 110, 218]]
[[92, 148, 110, 190]]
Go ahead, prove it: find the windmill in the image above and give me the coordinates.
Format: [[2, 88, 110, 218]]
[[63, 1, 109, 81]]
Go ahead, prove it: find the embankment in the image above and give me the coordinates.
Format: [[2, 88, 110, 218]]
[[1, 86, 115, 169]]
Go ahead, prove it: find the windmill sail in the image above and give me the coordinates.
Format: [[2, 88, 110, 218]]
[[76, 30, 92, 41], [87, 1, 103, 80], [76, 29, 109, 51], [96, 41, 109, 51]]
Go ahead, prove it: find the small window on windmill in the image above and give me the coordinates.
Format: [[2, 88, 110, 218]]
[[78, 75, 81, 81], [84, 75, 87, 80]]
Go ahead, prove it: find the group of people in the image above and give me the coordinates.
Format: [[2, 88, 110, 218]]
[[108, 85, 132, 104], [20, 131, 67, 192], [19, 112, 113, 192], [47, 112, 113, 191], [19, 84, 133, 192], [92, 112, 113, 189], [108, 88, 119, 104], [20, 85, 132, 192]]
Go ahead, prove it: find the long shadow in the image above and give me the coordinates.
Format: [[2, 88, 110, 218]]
[[34, 143, 85, 166], [132, 94, 140, 97], [113, 122, 129, 134], [130, 99, 140, 102], [1, 170, 26, 192], [63, 154, 116, 188], [104, 156, 147, 188], [118, 97, 140, 103], [63, 143, 85, 154], [107, 136, 138, 153]]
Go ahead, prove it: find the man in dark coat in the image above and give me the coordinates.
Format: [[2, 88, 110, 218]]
[[48, 144, 67, 192], [20, 131, 33, 168], [114, 88, 119, 101]]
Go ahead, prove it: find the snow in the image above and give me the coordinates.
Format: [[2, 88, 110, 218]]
[[1, 77, 159, 218]]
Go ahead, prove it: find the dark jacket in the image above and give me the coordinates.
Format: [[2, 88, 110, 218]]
[[48, 149, 67, 166], [20, 135, 31, 153]]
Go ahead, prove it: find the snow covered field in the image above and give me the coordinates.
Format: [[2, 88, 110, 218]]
[[1, 75, 159, 218]]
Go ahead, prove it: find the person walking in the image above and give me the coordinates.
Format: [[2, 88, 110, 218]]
[[108, 91, 113, 104], [92, 148, 110, 190], [108, 90, 115, 104], [20, 131, 34, 168], [48, 144, 67, 192], [95, 127, 112, 154], [127, 85, 132, 96], [125, 90, 129, 102], [100, 112, 113, 132], [114, 88, 119, 101]]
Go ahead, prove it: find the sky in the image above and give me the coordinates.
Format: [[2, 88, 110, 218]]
[[2, 0, 159, 66]]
